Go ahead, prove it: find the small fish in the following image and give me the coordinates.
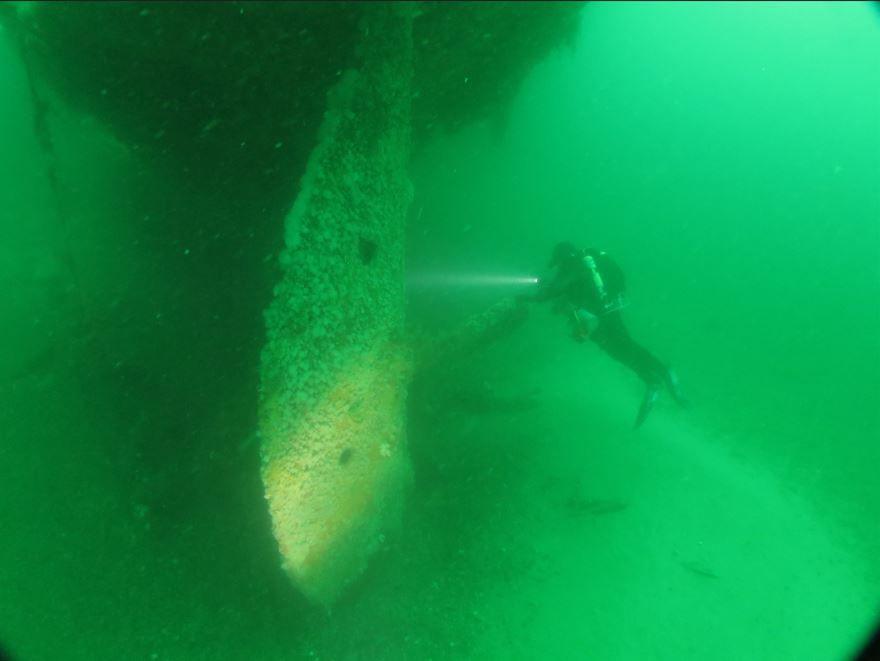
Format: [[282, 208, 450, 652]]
[[680, 560, 719, 579], [564, 497, 629, 517], [237, 431, 260, 454], [199, 117, 221, 135]]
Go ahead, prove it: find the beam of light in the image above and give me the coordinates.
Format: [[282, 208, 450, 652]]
[[406, 272, 540, 288], [407, 272, 539, 287]]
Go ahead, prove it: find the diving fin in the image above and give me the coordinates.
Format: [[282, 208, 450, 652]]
[[664, 368, 690, 408], [634, 384, 660, 429]]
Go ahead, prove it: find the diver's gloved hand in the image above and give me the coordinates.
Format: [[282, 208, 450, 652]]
[[570, 308, 597, 342]]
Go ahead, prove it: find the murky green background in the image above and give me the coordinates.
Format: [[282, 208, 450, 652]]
[[1, 2, 878, 659]]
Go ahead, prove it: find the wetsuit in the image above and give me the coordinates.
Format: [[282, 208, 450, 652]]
[[526, 248, 684, 427], [531, 249, 668, 386], [590, 310, 669, 389]]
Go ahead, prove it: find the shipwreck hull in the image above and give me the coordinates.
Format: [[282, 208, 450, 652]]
[[258, 5, 415, 606]]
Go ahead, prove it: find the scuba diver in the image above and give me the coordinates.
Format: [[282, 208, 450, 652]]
[[517, 241, 688, 428]]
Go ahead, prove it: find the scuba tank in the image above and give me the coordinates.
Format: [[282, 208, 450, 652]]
[[582, 251, 628, 314], [582, 253, 606, 301]]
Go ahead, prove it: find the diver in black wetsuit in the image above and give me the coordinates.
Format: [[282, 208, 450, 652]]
[[518, 241, 688, 428]]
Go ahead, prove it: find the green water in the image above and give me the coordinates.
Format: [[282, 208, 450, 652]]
[[1, 2, 879, 659]]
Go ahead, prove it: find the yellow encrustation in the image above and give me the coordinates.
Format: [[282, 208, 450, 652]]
[[260, 342, 412, 606]]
